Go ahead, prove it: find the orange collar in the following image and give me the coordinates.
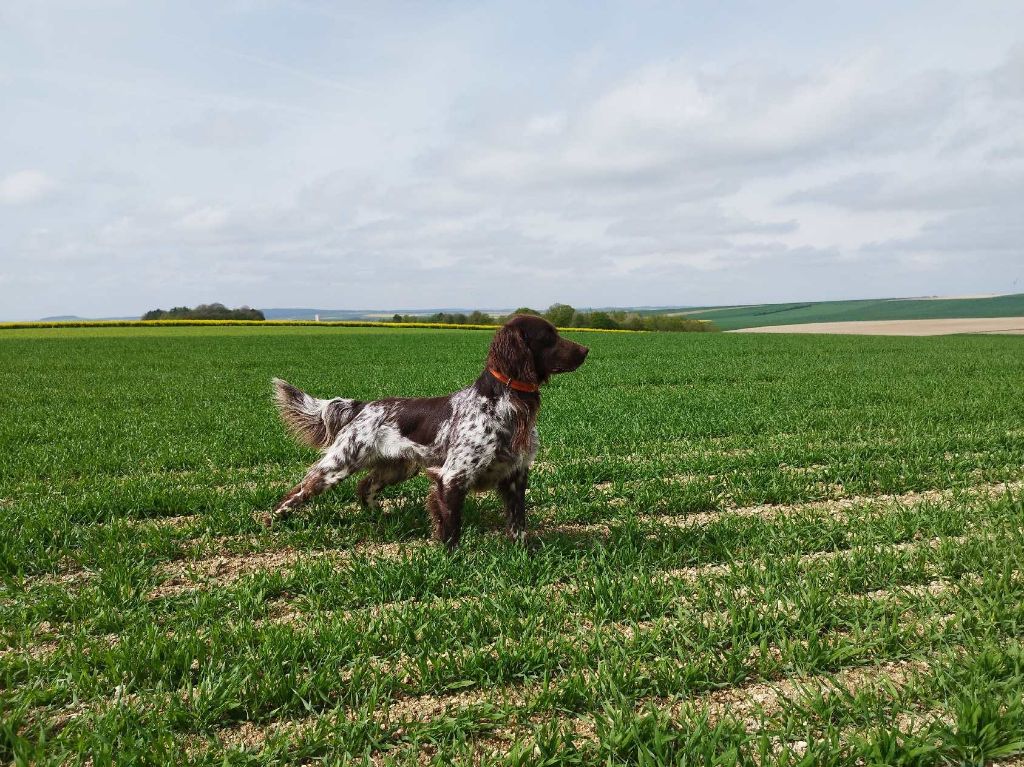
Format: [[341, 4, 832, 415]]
[[489, 368, 540, 393]]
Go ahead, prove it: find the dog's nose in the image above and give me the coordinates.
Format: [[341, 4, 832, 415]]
[[580, 345, 590, 358]]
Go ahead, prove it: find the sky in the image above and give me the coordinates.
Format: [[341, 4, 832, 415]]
[[1, 1, 1023, 320]]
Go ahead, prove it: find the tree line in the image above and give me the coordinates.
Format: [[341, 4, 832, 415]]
[[390, 304, 715, 332], [141, 303, 265, 321]]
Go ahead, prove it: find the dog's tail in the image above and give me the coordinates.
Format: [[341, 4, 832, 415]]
[[272, 378, 360, 450]]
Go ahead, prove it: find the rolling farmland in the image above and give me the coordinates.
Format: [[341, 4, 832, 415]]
[[684, 293, 1024, 331], [3, 326, 1024, 765]]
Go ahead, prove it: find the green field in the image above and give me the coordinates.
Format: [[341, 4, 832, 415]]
[[3, 326, 1024, 765], [680, 293, 1024, 330]]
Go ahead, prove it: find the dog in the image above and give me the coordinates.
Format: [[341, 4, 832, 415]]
[[262, 314, 589, 547]]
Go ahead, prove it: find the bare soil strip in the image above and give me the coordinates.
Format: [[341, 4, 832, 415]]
[[545, 479, 1022, 539], [214, 641, 941, 756], [149, 539, 424, 598], [15, 481, 1017, 666], [207, 578, 967, 753], [666, 658, 928, 731], [155, 474, 1010, 599], [22, 477, 1020, 595], [125, 514, 199, 531]]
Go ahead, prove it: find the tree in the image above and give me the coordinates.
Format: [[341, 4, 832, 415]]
[[140, 304, 265, 321], [586, 311, 619, 330], [544, 303, 576, 327], [512, 307, 541, 316]]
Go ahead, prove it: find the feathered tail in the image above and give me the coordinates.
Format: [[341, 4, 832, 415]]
[[272, 378, 359, 450]]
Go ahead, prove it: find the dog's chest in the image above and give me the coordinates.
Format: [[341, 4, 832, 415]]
[[447, 390, 538, 477]]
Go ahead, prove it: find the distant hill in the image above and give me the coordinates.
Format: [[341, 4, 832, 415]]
[[680, 294, 1024, 330]]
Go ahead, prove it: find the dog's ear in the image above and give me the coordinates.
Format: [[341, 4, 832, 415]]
[[487, 323, 537, 384]]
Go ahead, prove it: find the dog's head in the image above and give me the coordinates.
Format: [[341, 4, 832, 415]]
[[487, 314, 589, 386]]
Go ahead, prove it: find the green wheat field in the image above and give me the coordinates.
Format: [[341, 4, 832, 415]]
[[3, 325, 1024, 766]]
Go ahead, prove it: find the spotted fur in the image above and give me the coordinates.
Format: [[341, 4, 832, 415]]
[[263, 315, 589, 547]]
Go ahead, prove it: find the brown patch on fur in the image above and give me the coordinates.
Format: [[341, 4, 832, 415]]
[[486, 319, 541, 386], [508, 394, 538, 454], [388, 396, 453, 446]]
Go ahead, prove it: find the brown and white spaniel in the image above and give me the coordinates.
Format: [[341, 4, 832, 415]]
[[263, 314, 589, 547]]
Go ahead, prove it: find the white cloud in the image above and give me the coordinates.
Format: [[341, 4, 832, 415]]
[[0, 170, 57, 205], [177, 205, 229, 233], [174, 108, 275, 148]]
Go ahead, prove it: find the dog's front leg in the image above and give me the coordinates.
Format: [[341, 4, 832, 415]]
[[426, 470, 467, 549], [498, 469, 528, 541]]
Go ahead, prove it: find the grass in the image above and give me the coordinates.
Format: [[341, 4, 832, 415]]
[[2, 325, 1024, 765], [681, 293, 1024, 330]]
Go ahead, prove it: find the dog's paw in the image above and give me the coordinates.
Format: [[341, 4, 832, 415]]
[[256, 510, 280, 529], [505, 528, 528, 545]]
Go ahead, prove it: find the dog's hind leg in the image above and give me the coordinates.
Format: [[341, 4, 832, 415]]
[[261, 437, 363, 526], [357, 460, 418, 511]]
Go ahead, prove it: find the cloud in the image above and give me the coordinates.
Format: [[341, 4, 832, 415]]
[[173, 108, 275, 148], [864, 202, 1024, 255], [444, 55, 958, 196], [0, 170, 57, 205], [1, 3, 1023, 319], [783, 170, 1024, 211]]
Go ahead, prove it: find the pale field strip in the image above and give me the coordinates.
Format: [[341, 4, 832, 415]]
[[16, 531, 423, 596], [210, 620, 951, 757], [6, 481, 1015, 660], [148, 537, 424, 598], [144, 477, 1016, 600], [554, 658, 934, 751], [540, 478, 1023, 540], [732, 317, 1024, 336], [292, 642, 988, 765], [201, 549, 1004, 751], [9, 475, 973, 595], [5, 476, 1016, 653], [189, 477, 1024, 593], [5, 533, 976, 668], [28, 538, 978, 736], [24, 522, 1017, 747]]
